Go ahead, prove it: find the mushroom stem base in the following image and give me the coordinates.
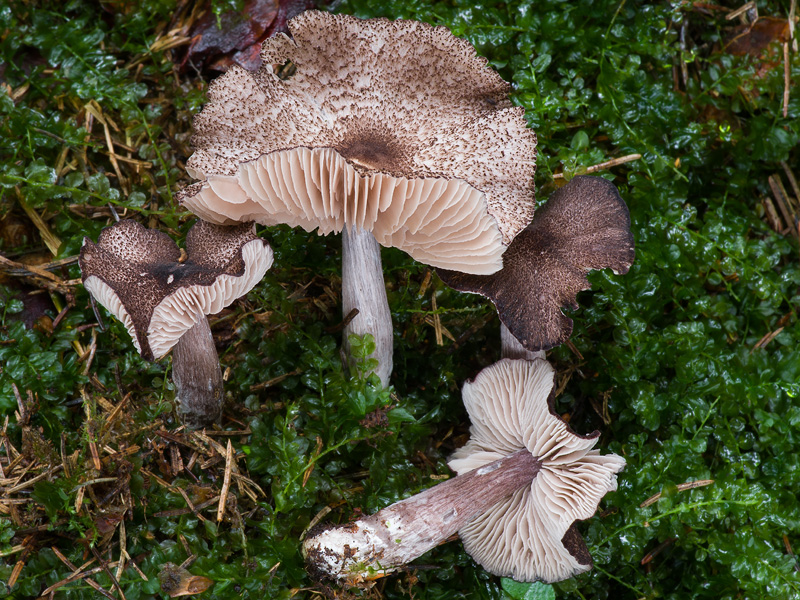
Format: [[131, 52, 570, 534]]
[[172, 317, 224, 429], [304, 448, 540, 584], [341, 226, 393, 387]]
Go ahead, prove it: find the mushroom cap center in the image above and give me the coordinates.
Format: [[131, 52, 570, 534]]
[[334, 123, 413, 174]]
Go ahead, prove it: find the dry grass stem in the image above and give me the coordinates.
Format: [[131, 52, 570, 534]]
[[640, 479, 715, 508], [217, 440, 234, 523], [249, 368, 303, 391], [553, 153, 642, 179]]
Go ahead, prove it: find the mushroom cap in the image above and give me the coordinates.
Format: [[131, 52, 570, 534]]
[[448, 358, 625, 583], [438, 175, 635, 350], [80, 219, 273, 360], [177, 10, 537, 275]]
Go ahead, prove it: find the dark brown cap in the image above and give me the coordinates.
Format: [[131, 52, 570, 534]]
[[80, 220, 272, 360], [438, 176, 635, 350]]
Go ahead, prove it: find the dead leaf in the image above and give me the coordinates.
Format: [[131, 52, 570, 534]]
[[726, 17, 790, 56], [182, 0, 280, 72]]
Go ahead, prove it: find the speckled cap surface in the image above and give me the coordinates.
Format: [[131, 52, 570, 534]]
[[80, 219, 273, 359], [178, 10, 537, 275]]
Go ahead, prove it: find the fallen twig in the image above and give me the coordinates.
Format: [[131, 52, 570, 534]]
[[217, 440, 233, 523], [640, 479, 715, 508], [553, 153, 642, 179]]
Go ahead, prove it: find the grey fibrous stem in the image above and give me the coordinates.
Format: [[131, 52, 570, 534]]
[[500, 322, 545, 361], [171, 317, 224, 429], [341, 226, 393, 387], [304, 448, 540, 583]]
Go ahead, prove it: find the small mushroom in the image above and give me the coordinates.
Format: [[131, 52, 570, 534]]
[[303, 358, 624, 584], [176, 10, 537, 386], [438, 176, 635, 355], [79, 219, 273, 428]]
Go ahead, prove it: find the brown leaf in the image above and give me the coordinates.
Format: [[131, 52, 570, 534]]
[[182, 0, 280, 72], [726, 17, 790, 57]]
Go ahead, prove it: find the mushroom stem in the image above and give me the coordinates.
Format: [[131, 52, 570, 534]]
[[500, 323, 545, 361], [341, 226, 393, 387], [171, 317, 224, 429], [304, 448, 540, 583]]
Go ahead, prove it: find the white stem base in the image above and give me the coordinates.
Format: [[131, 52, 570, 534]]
[[304, 449, 539, 584], [341, 227, 393, 387]]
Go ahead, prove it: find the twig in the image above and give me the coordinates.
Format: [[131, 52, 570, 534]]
[[0, 254, 74, 294], [300, 506, 332, 541], [553, 153, 642, 179], [769, 175, 798, 237], [726, 1, 756, 21], [249, 368, 302, 392], [640, 479, 715, 508], [98, 393, 132, 438], [4, 465, 63, 494], [152, 495, 220, 518], [217, 440, 234, 522], [52, 547, 117, 600], [641, 537, 678, 565], [431, 294, 444, 345], [324, 307, 359, 333], [752, 326, 784, 351], [762, 196, 784, 233], [16, 191, 62, 256], [41, 560, 103, 596], [784, 42, 791, 119], [90, 545, 127, 600], [782, 161, 800, 202], [783, 534, 800, 572]]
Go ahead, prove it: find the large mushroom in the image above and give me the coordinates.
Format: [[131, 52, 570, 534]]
[[79, 219, 273, 428], [303, 358, 624, 584], [439, 175, 635, 358], [176, 10, 537, 386]]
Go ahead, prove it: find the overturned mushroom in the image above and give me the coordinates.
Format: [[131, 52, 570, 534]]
[[438, 176, 635, 355], [303, 358, 624, 584], [80, 219, 273, 428], [177, 10, 537, 386]]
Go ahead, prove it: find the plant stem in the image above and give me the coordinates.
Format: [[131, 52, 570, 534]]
[[171, 317, 224, 429], [304, 448, 540, 583], [341, 226, 393, 387]]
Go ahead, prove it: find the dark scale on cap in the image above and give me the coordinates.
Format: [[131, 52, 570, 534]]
[[80, 219, 263, 360], [438, 176, 635, 351]]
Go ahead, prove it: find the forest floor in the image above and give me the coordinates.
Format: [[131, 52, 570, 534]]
[[1, 0, 799, 598]]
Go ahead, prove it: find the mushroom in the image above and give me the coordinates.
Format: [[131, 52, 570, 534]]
[[79, 219, 273, 428], [176, 10, 537, 386], [438, 175, 635, 357], [303, 358, 624, 584]]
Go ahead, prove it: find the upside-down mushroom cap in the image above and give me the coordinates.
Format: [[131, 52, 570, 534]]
[[80, 219, 273, 360], [177, 10, 537, 275], [438, 175, 635, 350], [448, 358, 625, 583]]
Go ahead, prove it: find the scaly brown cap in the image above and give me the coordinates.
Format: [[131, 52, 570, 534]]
[[438, 176, 635, 349], [80, 219, 273, 360], [177, 10, 537, 275]]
